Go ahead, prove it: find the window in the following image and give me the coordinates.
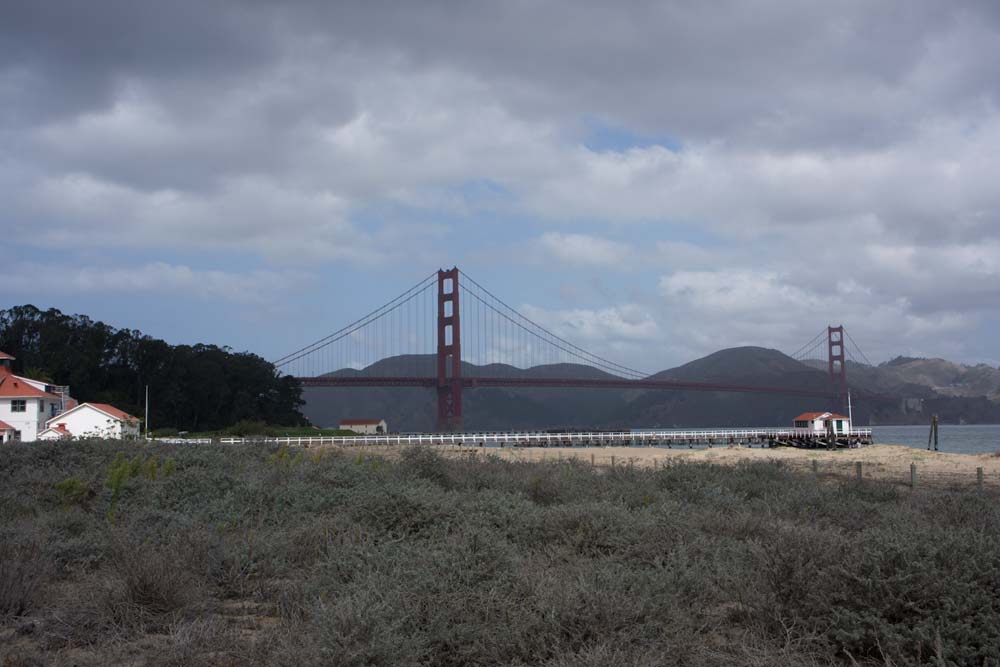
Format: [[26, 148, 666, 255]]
[[11, 400, 26, 413], [13, 430, 21, 441], [39, 399, 45, 413]]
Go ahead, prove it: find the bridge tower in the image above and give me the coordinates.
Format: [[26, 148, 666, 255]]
[[436, 267, 462, 431], [827, 325, 848, 412]]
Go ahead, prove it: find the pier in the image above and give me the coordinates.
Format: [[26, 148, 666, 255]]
[[213, 427, 873, 449]]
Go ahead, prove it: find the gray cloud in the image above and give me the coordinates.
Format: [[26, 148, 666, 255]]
[[2, 1, 1000, 365]]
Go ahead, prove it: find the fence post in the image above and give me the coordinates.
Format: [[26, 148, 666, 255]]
[[910, 463, 917, 489], [855, 461, 863, 482], [977, 467, 984, 491], [591, 453, 595, 467], [610, 455, 615, 468], [811, 459, 818, 475]]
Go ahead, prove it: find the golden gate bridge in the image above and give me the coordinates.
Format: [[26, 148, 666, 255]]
[[273, 267, 874, 431]]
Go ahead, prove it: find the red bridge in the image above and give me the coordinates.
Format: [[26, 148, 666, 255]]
[[276, 268, 872, 431]]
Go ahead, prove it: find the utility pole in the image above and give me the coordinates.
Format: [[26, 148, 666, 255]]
[[145, 385, 149, 440]]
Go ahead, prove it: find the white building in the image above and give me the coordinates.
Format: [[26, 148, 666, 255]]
[[38, 403, 141, 441], [793, 411, 852, 434], [339, 418, 388, 434], [0, 352, 70, 442]]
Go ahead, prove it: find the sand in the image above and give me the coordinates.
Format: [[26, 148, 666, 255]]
[[410, 443, 1000, 488]]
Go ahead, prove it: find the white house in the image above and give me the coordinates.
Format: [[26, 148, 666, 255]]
[[38, 403, 141, 440], [793, 411, 852, 434], [0, 420, 16, 444], [339, 418, 388, 434], [0, 352, 69, 442]]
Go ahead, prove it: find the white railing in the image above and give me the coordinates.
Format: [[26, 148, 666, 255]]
[[193, 427, 872, 448]]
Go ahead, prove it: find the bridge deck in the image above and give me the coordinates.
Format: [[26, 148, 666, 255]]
[[209, 427, 873, 448], [298, 375, 841, 398]]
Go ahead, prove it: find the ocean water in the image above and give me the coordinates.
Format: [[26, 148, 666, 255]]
[[873, 424, 1000, 455]]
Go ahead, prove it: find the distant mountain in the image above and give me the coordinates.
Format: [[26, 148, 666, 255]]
[[300, 347, 1000, 431], [848, 357, 1000, 401]]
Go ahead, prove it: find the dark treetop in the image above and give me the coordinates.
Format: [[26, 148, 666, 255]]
[[0, 305, 305, 431]]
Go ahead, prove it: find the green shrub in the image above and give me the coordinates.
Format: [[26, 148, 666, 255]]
[[141, 455, 159, 481], [55, 476, 93, 506], [106, 453, 132, 508], [222, 419, 271, 437]]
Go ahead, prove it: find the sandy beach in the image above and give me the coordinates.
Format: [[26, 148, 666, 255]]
[[398, 443, 1000, 489]]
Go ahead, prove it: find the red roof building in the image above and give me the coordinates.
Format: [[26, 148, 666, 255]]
[[0, 351, 70, 442], [39, 402, 141, 441], [37, 423, 71, 440], [86, 403, 139, 422], [793, 411, 852, 434], [0, 419, 14, 444]]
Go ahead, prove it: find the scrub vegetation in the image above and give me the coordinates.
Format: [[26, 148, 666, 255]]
[[1, 440, 999, 666]]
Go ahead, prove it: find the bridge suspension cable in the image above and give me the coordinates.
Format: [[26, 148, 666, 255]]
[[844, 330, 875, 367], [458, 270, 648, 379], [789, 328, 829, 371], [272, 271, 438, 373]]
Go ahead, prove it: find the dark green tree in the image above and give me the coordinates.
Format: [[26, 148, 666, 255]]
[[0, 305, 306, 431]]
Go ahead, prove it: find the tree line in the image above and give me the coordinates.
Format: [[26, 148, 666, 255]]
[[0, 305, 305, 431]]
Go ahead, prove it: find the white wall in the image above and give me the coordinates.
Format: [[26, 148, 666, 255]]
[[340, 420, 388, 435], [806, 417, 851, 433], [0, 397, 50, 441], [52, 406, 137, 440]]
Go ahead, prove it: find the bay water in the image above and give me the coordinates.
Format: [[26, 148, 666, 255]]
[[872, 424, 1000, 455]]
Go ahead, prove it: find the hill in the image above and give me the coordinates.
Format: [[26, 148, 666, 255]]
[[302, 347, 1000, 430], [304, 347, 835, 430], [848, 357, 1000, 401]]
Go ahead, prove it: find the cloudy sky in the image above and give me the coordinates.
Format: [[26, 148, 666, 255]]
[[3, 1, 1000, 371]]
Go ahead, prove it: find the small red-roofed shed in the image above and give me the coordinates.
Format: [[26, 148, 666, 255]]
[[793, 411, 852, 434]]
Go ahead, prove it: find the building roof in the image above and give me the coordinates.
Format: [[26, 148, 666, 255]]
[[39, 424, 71, 437], [339, 418, 385, 425], [0, 419, 13, 431], [0, 374, 61, 400], [48, 402, 138, 425], [793, 411, 850, 422], [88, 403, 138, 421], [0, 351, 14, 360]]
